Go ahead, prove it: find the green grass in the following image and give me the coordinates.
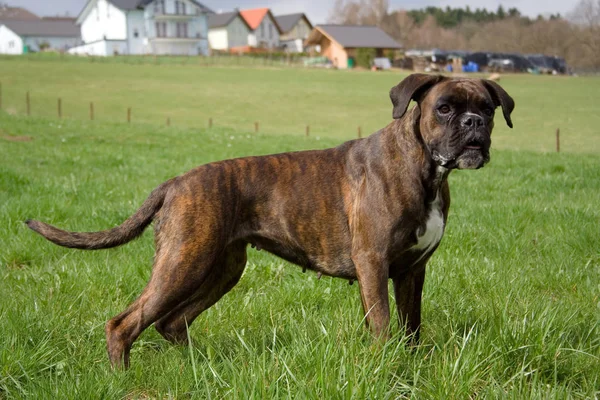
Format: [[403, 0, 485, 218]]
[[0, 56, 599, 153], [1, 58, 600, 398]]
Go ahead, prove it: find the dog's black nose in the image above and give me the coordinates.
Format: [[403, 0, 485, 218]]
[[461, 113, 484, 128]]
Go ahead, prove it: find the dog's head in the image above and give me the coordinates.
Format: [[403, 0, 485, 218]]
[[390, 74, 514, 169]]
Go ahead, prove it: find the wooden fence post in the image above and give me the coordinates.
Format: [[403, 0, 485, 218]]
[[90, 102, 94, 121], [167, 117, 170, 126], [556, 128, 560, 153], [57, 98, 62, 119], [26, 91, 30, 116], [306, 125, 310, 137], [358, 126, 362, 138], [127, 107, 131, 123], [209, 117, 213, 128], [255, 121, 259, 133]]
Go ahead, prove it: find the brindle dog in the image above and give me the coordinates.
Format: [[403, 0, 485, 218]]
[[27, 74, 514, 368]]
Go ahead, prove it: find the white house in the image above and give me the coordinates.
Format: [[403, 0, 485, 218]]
[[0, 19, 80, 54], [207, 11, 251, 51], [239, 8, 281, 50], [275, 13, 313, 53], [69, 0, 212, 56]]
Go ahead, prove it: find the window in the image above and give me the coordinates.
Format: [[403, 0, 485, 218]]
[[269, 24, 272, 39], [155, 22, 167, 37], [260, 22, 264, 37], [8, 40, 14, 48], [155, 0, 164, 14], [133, 28, 139, 38], [175, 1, 179, 14], [182, 2, 186, 15], [176, 22, 188, 37]]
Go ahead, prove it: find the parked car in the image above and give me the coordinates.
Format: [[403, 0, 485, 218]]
[[488, 58, 515, 72], [526, 54, 568, 74], [466, 51, 534, 72]]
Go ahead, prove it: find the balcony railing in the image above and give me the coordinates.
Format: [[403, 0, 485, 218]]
[[151, 33, 204, 41]]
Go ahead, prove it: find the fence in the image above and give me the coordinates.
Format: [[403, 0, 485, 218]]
[[0, 52, 309, 68], [0, 82, 369, 141]]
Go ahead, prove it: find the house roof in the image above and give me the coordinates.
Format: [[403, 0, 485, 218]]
[[136, 0, 213, 13], [0, 19, 80, 37], [77, 0, 213, 24], [0, 6, 40, 20], [208, 11, 250, 29], [239, 8, 269, 30], [275, 13, 312, 33], [307, 25, 402, 49]]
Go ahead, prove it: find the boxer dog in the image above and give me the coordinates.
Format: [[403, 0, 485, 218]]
[[27, 74, 514, 368]]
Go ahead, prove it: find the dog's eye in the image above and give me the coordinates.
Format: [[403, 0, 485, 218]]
[[438, 105, 451, 114], [483, 108, 494, 116]]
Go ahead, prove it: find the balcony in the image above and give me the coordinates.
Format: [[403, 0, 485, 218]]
[[153, 11, 196, 21], [149, 33, 204, 43]]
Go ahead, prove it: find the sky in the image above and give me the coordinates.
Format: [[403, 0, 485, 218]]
[[6, 0, 581, 22]]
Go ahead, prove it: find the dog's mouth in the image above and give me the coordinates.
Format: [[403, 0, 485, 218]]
[[463, 140, 483, 151]]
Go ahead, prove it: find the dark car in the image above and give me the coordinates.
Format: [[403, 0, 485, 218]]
[[527, 54, 568, 74]]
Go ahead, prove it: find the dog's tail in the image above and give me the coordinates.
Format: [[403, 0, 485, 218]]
[[25, 180, 173, 250]]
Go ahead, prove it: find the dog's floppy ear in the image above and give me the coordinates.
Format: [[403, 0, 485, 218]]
[[389, 74, 444, 119], [482, 80, 515, 128]]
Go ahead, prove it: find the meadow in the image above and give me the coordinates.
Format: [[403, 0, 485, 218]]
[[1, 58, 599, 398]]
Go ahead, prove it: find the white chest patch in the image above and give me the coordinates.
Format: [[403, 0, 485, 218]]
[[411, 194, 445, 255]]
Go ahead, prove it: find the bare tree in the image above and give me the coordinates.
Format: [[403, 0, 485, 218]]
[[327, 0, 389, 25], [569, 0, 600, 69]]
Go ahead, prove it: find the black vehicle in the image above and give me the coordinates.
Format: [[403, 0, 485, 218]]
[[466, 51, 534, 72], [465, 52, 494, 69], [526, 54, 568, 74]]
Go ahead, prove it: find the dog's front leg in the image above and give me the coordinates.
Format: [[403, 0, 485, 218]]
[[352, 250, 390, 339], [392, 262, 427, 343]]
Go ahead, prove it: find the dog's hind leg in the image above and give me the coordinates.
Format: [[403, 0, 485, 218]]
[[104, 242, 220, 369], [104, 194, 228, 369], [154, 241, 248, 344]]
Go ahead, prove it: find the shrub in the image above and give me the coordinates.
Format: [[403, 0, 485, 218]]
[[356, 48, 376, 68]]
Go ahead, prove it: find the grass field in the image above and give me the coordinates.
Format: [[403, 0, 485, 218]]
[[0, 56, 599, 153], [1, 58, 600, 398]]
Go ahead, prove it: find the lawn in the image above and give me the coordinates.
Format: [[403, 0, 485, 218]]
[[1, 58, 599, 398], [0, 55, 599, 153]]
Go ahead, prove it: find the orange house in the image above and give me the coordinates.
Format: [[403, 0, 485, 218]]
[[305, 25, 402, 69]]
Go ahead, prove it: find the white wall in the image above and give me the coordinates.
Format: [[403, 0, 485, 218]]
[[22, 36, 81, 52], [68, 40, 127, 56], [127, 10, 146, 54], [208, 28, 227, 50], [152, 41, 198, 55], [0, 25, 23, 54], [81, 0, 127, 43], [281, 38, 303, 53], [209, 16, 249, 50]]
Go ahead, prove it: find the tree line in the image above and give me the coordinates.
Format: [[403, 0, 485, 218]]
[[328, 0, 600, 72]]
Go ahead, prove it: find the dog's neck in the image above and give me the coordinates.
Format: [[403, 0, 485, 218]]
[[393, 106, 451, 200]]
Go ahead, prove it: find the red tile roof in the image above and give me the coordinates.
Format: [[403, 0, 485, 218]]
[[240, 8, 269, 30]]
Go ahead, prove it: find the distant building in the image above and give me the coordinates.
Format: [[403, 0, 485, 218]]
[[69, 0, 212, 56], [0, 5, 40, 21], [275, 13, 312, 53], [305, 25, 402, 69], [239, 8, 281, 50], [207, 11, 251, 52], [0, 11, 80, 54]]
